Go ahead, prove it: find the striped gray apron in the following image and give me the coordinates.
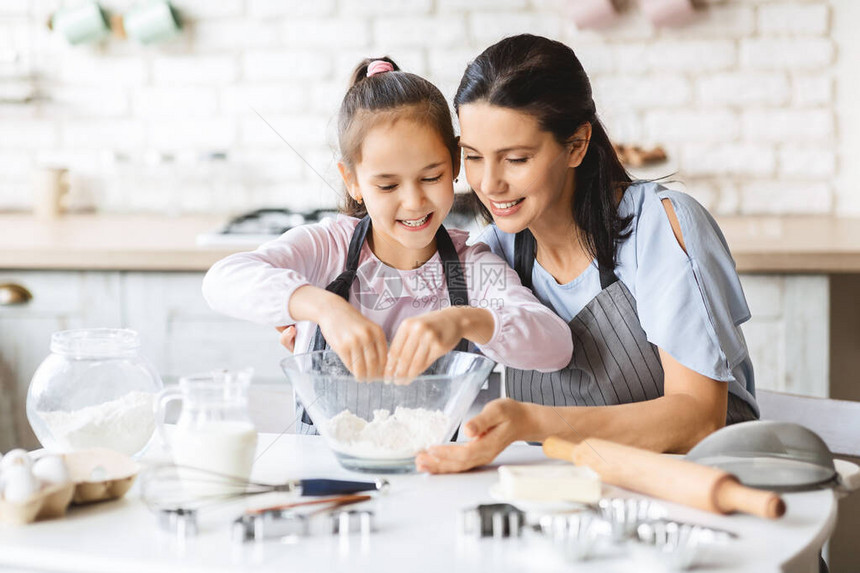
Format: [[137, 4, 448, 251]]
[[505, 230, 757, 425], [295, 216, 471, 435]]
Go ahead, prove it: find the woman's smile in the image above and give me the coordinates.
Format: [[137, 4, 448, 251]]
[[488, 198, 525, 217]]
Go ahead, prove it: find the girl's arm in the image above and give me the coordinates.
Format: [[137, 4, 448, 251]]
[[384, 245, 573, 378], [384, 306, 495, 378], [202, 222, 339, 326], [202, 218, 388, 378], [415, 348, 728, 473], [462, 246, 574, 371]]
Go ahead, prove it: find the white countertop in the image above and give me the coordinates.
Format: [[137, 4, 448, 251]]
[[0, 434, 837, 573]]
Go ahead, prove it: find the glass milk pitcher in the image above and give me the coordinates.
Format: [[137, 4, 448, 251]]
[[155, 369, 258, 485]]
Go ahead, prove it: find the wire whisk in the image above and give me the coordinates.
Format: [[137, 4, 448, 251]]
[[139, 463, 387, 511]]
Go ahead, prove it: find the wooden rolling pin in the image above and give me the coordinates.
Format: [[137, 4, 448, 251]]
[[543, 436, 785, 519]]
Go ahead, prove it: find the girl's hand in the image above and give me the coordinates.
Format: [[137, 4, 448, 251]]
[[318, 301, 388, 380], [385, 308, 465, 381], [415, 398, 524, 473], [275, 325, 297, 352]]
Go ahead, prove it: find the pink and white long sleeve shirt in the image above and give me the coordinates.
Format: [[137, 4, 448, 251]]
[[202, 215, 573, 372]]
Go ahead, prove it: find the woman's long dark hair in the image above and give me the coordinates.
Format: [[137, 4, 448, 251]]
[[454, 34, 632, 271]]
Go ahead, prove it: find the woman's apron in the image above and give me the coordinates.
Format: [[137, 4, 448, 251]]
[[505, 230, 758, 425], [295, 216, 471, 435]]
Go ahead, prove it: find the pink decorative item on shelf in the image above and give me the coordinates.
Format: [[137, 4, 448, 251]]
[[639, 0, 696, 27], [568, 0, 618, 29]]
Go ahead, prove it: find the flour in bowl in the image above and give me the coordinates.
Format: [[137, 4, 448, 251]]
[[38, 391, 156, 456], [326, 407, 450, 459]]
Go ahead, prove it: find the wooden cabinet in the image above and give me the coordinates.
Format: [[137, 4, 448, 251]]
[[738, 275, 829, 398], [0, 270, 289, 450]]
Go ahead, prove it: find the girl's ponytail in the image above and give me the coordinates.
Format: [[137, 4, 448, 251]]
[[348, 56, 400, 89]]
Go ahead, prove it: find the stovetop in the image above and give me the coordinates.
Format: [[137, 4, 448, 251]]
[[196, 197, 481, 247], [196, 208, 339, 246]]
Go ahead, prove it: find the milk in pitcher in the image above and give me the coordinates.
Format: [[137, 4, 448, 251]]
[[154, 369, 258, 496], [173, 420, 257, 475]]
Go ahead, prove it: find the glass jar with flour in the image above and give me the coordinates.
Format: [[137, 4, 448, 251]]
[[154, 369, 257, 491], [26, 328, 163, 457]]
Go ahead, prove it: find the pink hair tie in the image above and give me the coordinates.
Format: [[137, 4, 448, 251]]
[[367, 60, 394, 77]]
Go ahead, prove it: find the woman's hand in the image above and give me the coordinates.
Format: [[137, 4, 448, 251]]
[[275, 325, 297, 352], [415, 398, 525, 473]]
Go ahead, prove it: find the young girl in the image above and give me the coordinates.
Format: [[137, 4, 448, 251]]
[[417, 35, 759, 473], [202, 57, 573, 434]]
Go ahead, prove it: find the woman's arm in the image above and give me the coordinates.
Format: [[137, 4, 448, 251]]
[[519, 348, 727, 451], [415, 347, 728, 473]]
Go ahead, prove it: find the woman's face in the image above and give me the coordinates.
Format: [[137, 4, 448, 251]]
[[341, 118, 457, 270], [458, 102, 583, 235]]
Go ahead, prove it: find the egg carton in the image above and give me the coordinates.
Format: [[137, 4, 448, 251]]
[[0, 448, 139, 526]]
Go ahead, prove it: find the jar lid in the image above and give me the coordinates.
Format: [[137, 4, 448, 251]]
[[50, 328, 141, 357]]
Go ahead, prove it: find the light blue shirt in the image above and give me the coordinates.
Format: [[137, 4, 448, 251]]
[[474, 181, 758, 414]]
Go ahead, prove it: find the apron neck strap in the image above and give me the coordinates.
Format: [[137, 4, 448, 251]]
[[434, 224, 468, 306], [513, 228, 618, 291], [513, 230, 536, 291]]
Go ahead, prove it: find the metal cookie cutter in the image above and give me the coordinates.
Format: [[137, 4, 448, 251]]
[[233, 494, 374, 543], [157, 508, 199, 538], [233, 511, 309, 543], [330, 509, 375, 536], [460, 503, 525, 538]]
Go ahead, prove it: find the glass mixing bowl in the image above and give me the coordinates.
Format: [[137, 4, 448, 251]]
[[26, 328, 163, 458], [281, 350, 496, 473]]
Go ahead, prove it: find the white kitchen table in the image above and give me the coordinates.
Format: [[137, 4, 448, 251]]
[[0, 434, 837, 573]]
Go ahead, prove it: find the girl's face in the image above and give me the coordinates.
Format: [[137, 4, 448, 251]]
[[457, 102, 587, 235], [340, 118, 457, 270]]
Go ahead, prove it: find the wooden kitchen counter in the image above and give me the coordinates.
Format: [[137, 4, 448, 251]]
[[1, 213, 860, 273], [0, 213, 234, 271]]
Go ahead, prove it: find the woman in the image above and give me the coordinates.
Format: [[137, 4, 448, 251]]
[[414, 34, 759, 474]]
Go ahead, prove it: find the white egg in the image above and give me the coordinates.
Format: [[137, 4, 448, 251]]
[[0, 449, 32, 471], [2, 465, 39, 503], [32, 455, 71, 486], [89, 465, 108, 481]]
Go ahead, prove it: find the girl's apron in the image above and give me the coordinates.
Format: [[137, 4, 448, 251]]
[[295, 216, 471, 435], [505, 230, 758, 425]]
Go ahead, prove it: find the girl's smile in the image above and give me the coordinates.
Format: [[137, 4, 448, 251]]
[[397, 211, 434, 230]]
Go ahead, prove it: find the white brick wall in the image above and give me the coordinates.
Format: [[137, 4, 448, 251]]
[[0, 0, 851, 218], [697, 73, 790, 106], [758, 4, 830, 36], [740, 38, 834, 70]]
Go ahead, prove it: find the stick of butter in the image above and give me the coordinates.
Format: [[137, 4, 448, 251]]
[[498, 464, 602, 503]]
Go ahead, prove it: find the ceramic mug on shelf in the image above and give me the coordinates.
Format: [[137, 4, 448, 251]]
[[31, 167, 70, 221], [123, 0, 181, 45], [50, 2, 110, 45]]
